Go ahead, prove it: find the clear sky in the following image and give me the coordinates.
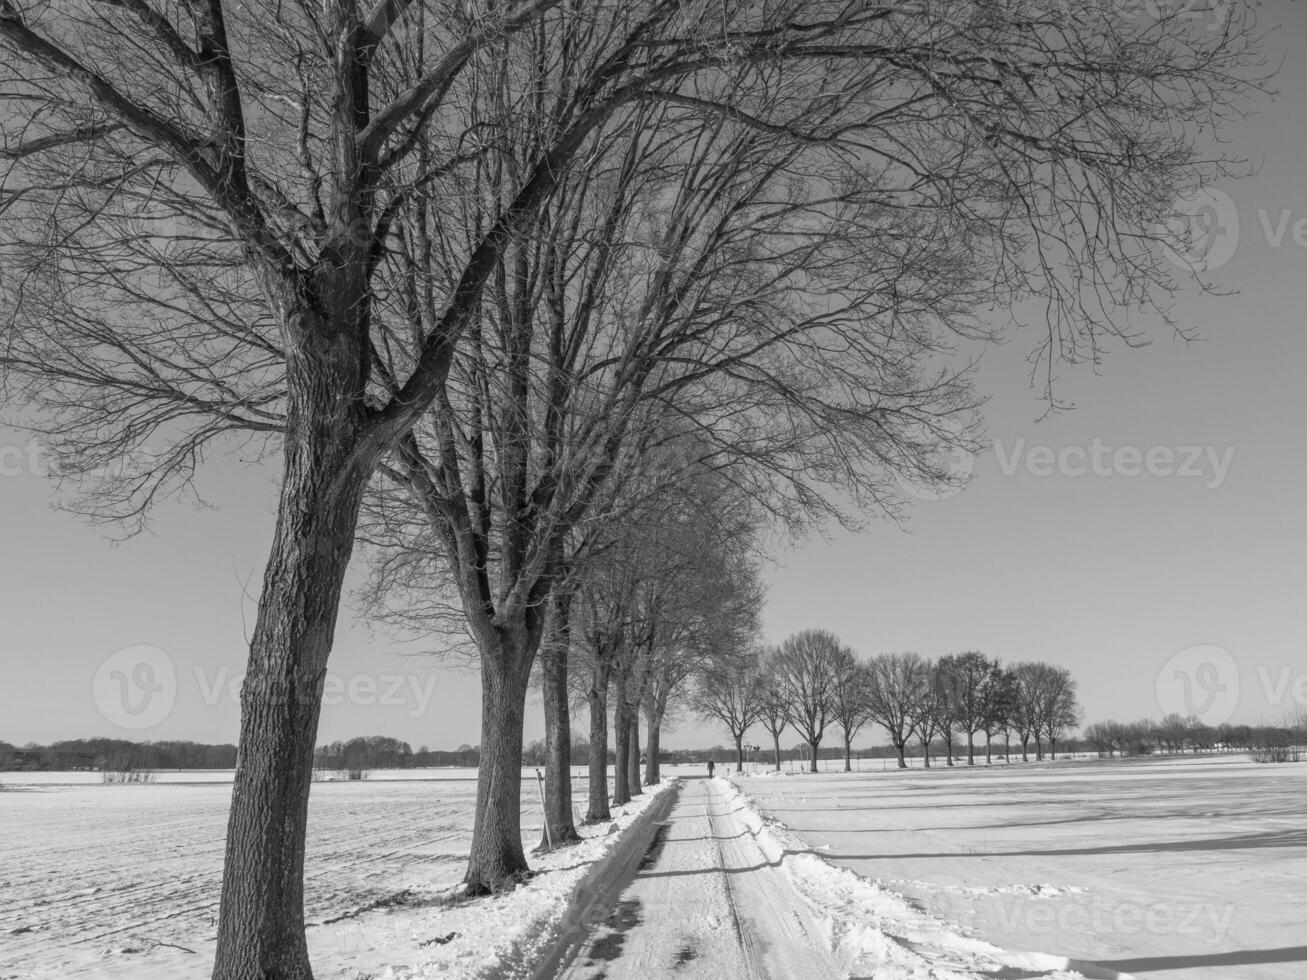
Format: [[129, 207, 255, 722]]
[[3, 2, 1305, 754]]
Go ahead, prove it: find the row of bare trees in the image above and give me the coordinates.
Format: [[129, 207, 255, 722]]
[[696, 636, 1082, 771], [0, 1, 1264, 976], [558, 463, 764, 835]]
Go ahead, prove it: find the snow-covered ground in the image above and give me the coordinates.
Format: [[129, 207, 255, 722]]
[[0, 766, 677, 979], [544, 774, 1150, 978], [7, 756, 1302, 979], [731, 754, 1307, 979]]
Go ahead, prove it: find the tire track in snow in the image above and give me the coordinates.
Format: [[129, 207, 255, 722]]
[[550, 777, 843, 979], [542, 777, 1139, 980]]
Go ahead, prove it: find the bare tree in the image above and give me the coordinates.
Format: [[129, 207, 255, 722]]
[[693, 654, 764, 774], [831, 651, 875, 772], [945, 652, 993, 766], [1039, 666, 1081, 760], [775, 630, 846, 773], [910, 660, 943, 768], [926, 657, 963, 766], [535, 581, 582, 849], [635, 479, 764, 785], [1010, 661, 1059, 761], [0, 2, 603, 967], [1012, 661, 1081, 760], [365, 51, 996, 891], [1, 0, 1267, 961], [867, 652, 928, 769], [557, 458, 761, 812], [619, 639, 649, 801], [979, 661, 1018, 764], [571, 549, 635, 822], [1286, 706, 1307, 752], [756, 649, 789, 772]]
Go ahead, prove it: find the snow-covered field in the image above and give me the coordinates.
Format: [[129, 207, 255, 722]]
[[0, 766, 677, 979], [732, 754, 1307, 979], [6, 756, 1303, 979]]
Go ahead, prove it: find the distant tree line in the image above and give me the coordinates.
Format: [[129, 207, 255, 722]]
[[0, 738, 237, 772], [1083, 712, 1306, 763], [694, 632, 1082, 772], [1, 734, 902, 773], [314, 736, 414, 771]]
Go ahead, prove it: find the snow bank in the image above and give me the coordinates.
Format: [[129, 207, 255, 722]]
[[318, 777, 679, 980], [2, 771, 678, 979], [722, 777, 1135, 979]]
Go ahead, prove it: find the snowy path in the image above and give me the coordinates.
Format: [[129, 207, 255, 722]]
[[540, 776, 1137, 980], [549, 775, 841, 979]]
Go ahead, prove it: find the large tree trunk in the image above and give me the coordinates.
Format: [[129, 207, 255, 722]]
[[538, 592, 580, 850], [770, 730, 782, 771], [1035, 733, 1044, 761], [985, 732, 992, 764], [643, 704, 663, 785], [611, 667, 630, 807], [213, 325, 374, 980], [734, 734, 745, 772], [842, 733, 853, 772], [922, 738, 931, 768], [626, 713, 641, 798], [968, 730, 976, 765], [807, 738, 820, 773], [463, 640, 536, 895], [585, 661, 611, 822], [944, 735, 955, 767], [895, 742, 907, 769]]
